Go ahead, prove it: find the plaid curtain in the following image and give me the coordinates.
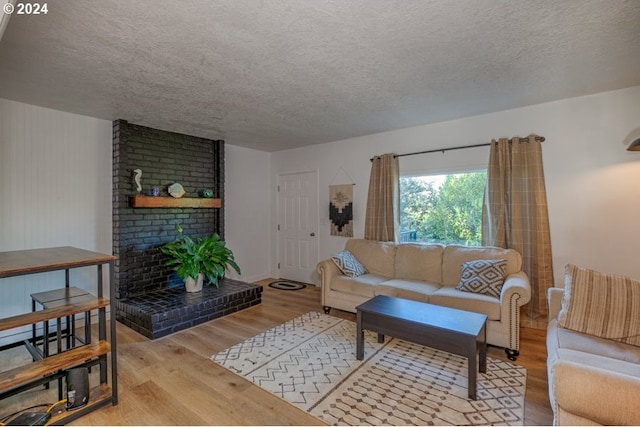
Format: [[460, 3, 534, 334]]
[[482, 136, 554, 317], [364, 153, 399, 242]]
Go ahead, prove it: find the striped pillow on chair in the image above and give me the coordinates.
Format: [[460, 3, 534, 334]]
[[558, 264, 640, 347]]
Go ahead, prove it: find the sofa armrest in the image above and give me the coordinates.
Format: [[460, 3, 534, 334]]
[[316, 259, 342, 306], [497, 271, 530, 350], [547, 287, 564, 321], [552, 360, 640, 425], [317, 259, 340, 279], [500, 271, 531, 306]]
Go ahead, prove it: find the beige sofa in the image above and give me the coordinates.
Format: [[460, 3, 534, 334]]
[[547, 287, 640, 425], [317, 238, 531, 359]]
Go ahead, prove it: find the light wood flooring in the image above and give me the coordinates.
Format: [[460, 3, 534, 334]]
[[1, 281, 553, 425]]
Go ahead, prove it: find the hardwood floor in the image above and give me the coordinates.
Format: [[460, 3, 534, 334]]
[[1, 281, 554, 425]]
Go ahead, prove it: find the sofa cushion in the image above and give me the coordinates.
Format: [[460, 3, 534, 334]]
[[456, 259, 507, 298], [331, 250, 367, 277], [429, 286, 501, 320], [330, 274, 386, 297], [374, 279, 440, 303], [558, 264, 640, 347], [394, 243, 443, 283], [346, 239, 396, 278], [442, 245, 521, 286]]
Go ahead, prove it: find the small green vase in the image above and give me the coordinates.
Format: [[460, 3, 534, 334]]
[[199, 189, 213, 198]]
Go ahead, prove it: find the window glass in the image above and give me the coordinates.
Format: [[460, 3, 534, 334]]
[[400, 171, 486, 246]]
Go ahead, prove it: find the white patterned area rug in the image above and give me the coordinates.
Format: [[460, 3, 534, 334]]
[[211, 312, 526, 426]]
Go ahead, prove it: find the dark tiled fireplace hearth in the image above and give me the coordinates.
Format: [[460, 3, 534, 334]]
[[116, 278, 262, 339], [112, 120, 262, 339]]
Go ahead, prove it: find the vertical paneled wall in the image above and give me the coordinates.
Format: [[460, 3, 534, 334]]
[[112, 120, 224, 299], [0, 99, 112, 344]]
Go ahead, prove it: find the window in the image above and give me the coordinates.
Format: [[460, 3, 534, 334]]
[[400, 171, 486, 246]]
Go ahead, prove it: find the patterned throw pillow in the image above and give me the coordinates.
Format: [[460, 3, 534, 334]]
[[558, 264, 640, 347], [331, 250, 367, 278], [455, 259, 507, 298]]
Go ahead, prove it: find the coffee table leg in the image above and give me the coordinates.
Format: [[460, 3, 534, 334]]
[[468, 338, 477, 400], [356, 310, 364, 360], [480, 323, 487, 374], [377, 333, 384, 343]]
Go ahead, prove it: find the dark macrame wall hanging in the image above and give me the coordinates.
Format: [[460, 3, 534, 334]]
[[329, 184, 354, 237]]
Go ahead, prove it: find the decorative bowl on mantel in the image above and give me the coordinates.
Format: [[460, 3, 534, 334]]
[[168, 183, 185, 198]]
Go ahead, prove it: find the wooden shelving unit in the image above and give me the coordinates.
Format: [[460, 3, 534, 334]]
[[0, 247, 118, 425], [129, 195, 221, 208]]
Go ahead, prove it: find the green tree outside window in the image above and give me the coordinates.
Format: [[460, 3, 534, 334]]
[[400, 171, 486, 246]]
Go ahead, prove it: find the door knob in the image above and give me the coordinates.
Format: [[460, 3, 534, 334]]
[[310, 232, 316, 237]]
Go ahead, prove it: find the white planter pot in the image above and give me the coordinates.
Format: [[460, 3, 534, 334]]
[[184, 273, 204, 292]]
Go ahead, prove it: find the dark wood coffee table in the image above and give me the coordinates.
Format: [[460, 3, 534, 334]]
[[356, 295, 487, 400]]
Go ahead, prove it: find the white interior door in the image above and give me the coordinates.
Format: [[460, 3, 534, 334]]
[[278, 171, 318, 284]]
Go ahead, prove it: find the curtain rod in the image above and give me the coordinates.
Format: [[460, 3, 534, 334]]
[[370, 135, 545, 161]]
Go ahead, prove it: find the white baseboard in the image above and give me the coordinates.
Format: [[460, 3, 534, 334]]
[[241, 273, 272, 283]]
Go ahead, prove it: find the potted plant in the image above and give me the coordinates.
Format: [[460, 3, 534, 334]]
[[160, 224, 241, 292]]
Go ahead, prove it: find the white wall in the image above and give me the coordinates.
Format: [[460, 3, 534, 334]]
[[2, 85, 639, 325], [271, 85, 640, 286], [224, 144, 272, 283], [0, 99, 113, 344], [0, 99, 274, 344]]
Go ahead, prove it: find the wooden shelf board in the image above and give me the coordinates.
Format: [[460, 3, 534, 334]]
[[47, 384, 113, 425], [0, 298, 110, 332], [129, 195, 221, 208], [0, 341, 110, 392], [0, 247, 115, 278]]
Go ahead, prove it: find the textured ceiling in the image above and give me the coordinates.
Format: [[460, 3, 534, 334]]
[[0, 0, 639, 151]]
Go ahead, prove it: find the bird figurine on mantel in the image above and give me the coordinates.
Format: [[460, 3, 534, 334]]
[[132, 169, 142, 193]]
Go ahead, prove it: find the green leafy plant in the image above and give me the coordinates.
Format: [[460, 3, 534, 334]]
[[160, 224, 241, 287]]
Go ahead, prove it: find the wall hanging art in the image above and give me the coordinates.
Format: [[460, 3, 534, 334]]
[[329, 184, 354, 237]]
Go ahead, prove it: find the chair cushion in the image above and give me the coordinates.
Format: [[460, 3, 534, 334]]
[[548, 319, 640, 365], [331, 250, 367, 277], [455, 259, 507, 298], [558, 264, 640, 347]]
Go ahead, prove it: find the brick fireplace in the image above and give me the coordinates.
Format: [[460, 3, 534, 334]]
[[112, 120, 262, 339]]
